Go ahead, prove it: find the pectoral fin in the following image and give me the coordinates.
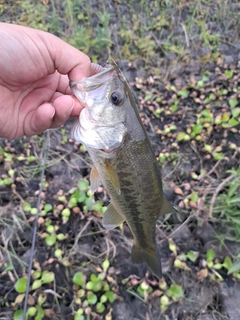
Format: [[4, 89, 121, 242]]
[[90, 166, 101, 193], [159, 197, 177, 216], [102, 203, 125, 230], [103, 163, 121, 195]]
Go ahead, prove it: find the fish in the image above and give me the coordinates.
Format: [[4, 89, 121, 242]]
[[70, 63, 175, 278]]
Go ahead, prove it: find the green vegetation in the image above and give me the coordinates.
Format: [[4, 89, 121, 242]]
[[0, 0, 240, 318]]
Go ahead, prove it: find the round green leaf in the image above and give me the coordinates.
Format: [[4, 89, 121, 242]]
[[15, 277, 27, 293], [96, 302, 105, 313], [167, 284, 184, 299], [27, 307, 37, 316], [61, 208, 71, 217], [78, 179, 89, 191], [74, 315, 84, 320], [46, 225, 55, 234], [13, 310, 24, 320], [35, 306, 44, 320], [41, 271, 55, 283], [73, 272, 85, 286], [88, 293, 97, 305], [32, 279, 42, 290], [102, 258, 110, 272], [100, 294, 107, 303], [57, 233, 66, 241], [44, 203, 53, 212], [86, 281, 94, 290], [105, 291, 115, 303], [45, 235, 57, 246], [32, 270, 42, 279], [22, 202, 31, 212]]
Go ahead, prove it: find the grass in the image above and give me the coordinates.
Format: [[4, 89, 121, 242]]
[[0, 0, 240, 319]]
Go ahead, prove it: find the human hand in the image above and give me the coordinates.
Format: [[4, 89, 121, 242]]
[[0, 23, 91, 139]]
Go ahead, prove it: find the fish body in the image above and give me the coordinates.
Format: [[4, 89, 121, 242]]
[[71, 64, 174, 278]]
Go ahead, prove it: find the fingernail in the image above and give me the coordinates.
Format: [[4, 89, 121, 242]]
[[50, 107, 55, 120], [66, 98, 75, 116]]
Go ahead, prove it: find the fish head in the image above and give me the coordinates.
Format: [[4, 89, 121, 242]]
[[71, 65, 128, 153]]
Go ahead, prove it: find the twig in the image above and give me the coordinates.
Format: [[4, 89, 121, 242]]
[[208, 174, 235, 218], [181, 23, 190, 48], [22, 130, 49, 320]]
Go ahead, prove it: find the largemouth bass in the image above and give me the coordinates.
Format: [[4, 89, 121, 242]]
[[70, 63, 175, 278]]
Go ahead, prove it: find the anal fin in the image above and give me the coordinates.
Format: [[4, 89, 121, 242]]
[[159, 197, 177, 216], [102, 203, 125, 230]]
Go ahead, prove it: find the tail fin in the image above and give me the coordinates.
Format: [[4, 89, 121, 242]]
[[131, 244, 162, 278]]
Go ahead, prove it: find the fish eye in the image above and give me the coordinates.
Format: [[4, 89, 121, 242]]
[[110, 91, 124, 106]]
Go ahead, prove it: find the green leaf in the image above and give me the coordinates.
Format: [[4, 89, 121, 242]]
[[86, 281, 94, 290], [45, 235, 57, 246], [27, 307, 37, 316], [213, 263, 222, 270], [74, 314, 85, 320], [160, 294, 169, 306], [167, 284, 184, 299], [177, 89, 189, 98], [22, 202, 31, 212], [30, 207, 38, 215], [192, 124, 202, 135], [231, 108, 240, 118], [78, 179, 89, 191], [100, 294, 108, 303], [88, 293, 97, 305], [35, 306, 44, 320], [69, 196, 78, 207], [32, 279, 42, 290], [32, 270, 42, 279], [228, 98, 238, 108], [92, 201, 103, 212], [225, 69, 233, 79], [73, 272, 85, 286], [96, 302, 105, 313], [13, 310, 24, 320], [228, 180, 239, 198], [204, 144, 212, 153], [228, 117, 239, 127], [93, 282, 102, 292], [44, 203, 53, 213], [102, 258, 110, 272], [46, 225, 55, 234], [41, 271, 54, 283], [57, 233, 66, 241], [90, 273, 99, 283], [186, 250, 199, 262], [61, 208, 71, 217], [223, 256, 232, 271], [206, 249, 216, 261], [213, 152, 223, 161], [15, 277, 27, 293], [105, 290, 115, 303]]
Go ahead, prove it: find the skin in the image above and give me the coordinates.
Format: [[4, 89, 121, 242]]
[[0, 23, 91, 139]]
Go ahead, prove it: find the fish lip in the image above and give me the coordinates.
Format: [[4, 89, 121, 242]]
[[70, 64, 116, 90], [99, 147, 117, 154]]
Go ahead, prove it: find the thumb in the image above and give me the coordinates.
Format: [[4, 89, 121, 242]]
[[40, 31, 91, 81], [24, 103, 55, 136]]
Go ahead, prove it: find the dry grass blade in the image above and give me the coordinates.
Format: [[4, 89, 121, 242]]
[[208, 174, 235, 218], [22, 130, 49, 320]]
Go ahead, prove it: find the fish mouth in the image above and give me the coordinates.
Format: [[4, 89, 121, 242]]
[[99, 148, 117, 154]]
